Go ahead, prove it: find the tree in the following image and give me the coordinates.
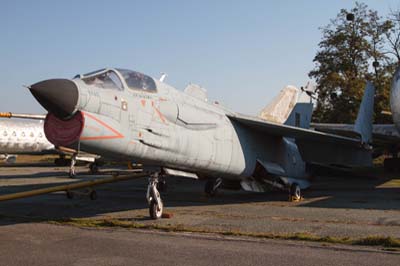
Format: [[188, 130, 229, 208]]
[[309, 2, 392, 123], [385, 10, 400, 64]]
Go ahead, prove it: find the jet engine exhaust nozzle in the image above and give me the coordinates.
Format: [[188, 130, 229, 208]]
[[29, 79, 79, 119]]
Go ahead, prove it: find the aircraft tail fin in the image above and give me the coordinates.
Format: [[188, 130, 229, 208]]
[[284, 82, 315, 129], [283, 102, 314, 129], [354, 81, 375, 144], [258, 86, 299, 124], [259, 83, 315, 129]]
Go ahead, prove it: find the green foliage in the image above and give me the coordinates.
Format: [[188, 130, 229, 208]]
[[310, 2, 395, 123]]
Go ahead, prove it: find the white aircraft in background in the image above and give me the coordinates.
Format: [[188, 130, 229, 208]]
[[0, 113, 53, 163], [0, 112, 100, 175]]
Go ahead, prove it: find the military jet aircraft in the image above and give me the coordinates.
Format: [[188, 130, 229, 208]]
[[313, 67, 400, 171], [27, 68, 374, 219]]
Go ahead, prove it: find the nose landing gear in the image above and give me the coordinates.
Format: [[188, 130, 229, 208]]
[[69, 155, 77, 178], [147, 173, 164, 219]]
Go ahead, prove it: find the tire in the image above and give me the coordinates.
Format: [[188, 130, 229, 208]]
[[89, 163, 99, 174], [290, 183, 301, 201], [54, 158, 62, 166], [204, 180, 216, 197], [66, 191, 74, 199], [149, 200, 163, 219], [90, 190, 97, 200]]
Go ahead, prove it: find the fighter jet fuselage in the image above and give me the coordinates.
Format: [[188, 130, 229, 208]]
[[30, 68, 308, 183], [28, 67, 376, 218]]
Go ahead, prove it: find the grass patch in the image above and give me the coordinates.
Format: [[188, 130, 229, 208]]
[[49, 218, 400, 249], [354, 236, 400, 247]]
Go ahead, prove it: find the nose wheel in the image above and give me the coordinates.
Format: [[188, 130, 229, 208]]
[[146, 173, 164, 219], [69, 155, 77, 178]]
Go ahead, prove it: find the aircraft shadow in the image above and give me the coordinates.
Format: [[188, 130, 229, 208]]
[[0, 168, 399, 226]]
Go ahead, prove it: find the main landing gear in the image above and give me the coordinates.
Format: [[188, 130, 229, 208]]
[[289, 183, 302, 202], [204, 178, 222, 197], [89, 162, 99, 174], [147, 173, 164, 219]]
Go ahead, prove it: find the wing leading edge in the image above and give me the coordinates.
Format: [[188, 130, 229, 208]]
[[228, 113, 372, 167], [228, 113, 363, 147]]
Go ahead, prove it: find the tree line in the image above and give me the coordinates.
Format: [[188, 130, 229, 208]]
[[310, 2, 400, 123]]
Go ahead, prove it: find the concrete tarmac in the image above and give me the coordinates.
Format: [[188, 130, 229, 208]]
[[1, 165, 399, 238], [0, 223, 398, 266], [0, 163, 399, 265]]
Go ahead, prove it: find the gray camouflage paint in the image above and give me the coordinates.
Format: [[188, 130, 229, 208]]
[[30, 68, 373, 190], [75, 72, 251, 180]]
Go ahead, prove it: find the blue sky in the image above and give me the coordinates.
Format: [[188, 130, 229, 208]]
[[1, 0, 399, 115]]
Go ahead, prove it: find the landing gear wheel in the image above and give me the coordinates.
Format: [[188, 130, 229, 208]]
[[290, 183, 301, 202], [147, 173, 164, 219], [149, 199, 163, 219], [69, 169, 76, 178], [384, 158, 400, 172], [89, 190, 97, 200], [66, 191, 74, 199], [204, 178, 222, 197], [89, 163, 99, 174], [54, 158, 62, 166], [205, 180, 215, 196]]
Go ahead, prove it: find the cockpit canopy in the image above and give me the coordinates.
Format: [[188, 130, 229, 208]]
[[116, 69, 157, 92], [79, 68, 157, 92]]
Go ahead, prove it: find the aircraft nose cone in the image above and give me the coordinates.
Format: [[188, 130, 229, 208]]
[[30, 79, 79, 119]]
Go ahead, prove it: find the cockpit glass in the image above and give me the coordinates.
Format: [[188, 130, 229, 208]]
[[83, 69, 106, 76], [117, 69, 157, 92], [82, 70, 123, 91]]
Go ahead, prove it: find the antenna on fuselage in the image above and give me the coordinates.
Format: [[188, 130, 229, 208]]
[[159, 73, 168, 82]]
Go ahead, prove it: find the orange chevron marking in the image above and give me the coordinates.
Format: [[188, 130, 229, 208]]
[[80, 112, 124, 140], [153, 106, 166, 124]]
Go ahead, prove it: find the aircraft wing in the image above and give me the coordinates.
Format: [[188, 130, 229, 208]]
[[311, 123, 400, 158], [228, 113, 372, 167], [312, 123, 400, 145], [228, 113, 362, 146]]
